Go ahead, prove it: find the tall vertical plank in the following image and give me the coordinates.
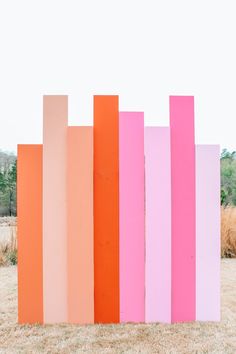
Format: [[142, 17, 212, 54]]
[[43, 95, 68, 323], [170, 96, 196, 322], [196, 145, 220, 321], [145, 127, 171, 323], [94, 95, 119, 323], [17, 144, 43, 324], [119, 112, 145, 323], [67, 126, 94, 324]]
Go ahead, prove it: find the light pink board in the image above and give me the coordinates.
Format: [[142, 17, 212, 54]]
[[119, 112, 145, 322], [196, 145, 220, 321], [170, 96, 196, 323], [43, 95, 68, 323], [145, 127, 171, 323]]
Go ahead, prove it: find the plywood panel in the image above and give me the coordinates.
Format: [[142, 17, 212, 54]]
[[196, 145, 220, 321], [43, 95, 68, 323], [67, 126, 94, 324], [94, 95, 119, 323], [17, 144, 43, 324], [145, 127, 171, 323], [170, 96, 196, 322], [119, 112, 145, 322]]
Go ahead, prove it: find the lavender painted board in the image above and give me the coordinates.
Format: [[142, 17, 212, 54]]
[[196, 144, 220, 321]]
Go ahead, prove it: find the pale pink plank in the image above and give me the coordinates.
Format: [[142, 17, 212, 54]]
[[43, 95, 68, 323], [170, 96, 196, 322], [119, 112, 145, 322], [145, 127, 171, 323], [67, 127, 94, 324], [196, 145, 220, 321]]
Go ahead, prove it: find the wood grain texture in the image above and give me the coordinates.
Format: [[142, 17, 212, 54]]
[[94, 95, 119, 323]]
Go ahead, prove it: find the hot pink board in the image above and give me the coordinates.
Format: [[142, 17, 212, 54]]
[[67, 127, 94, 324], [119, 112, 145, 322], [145, 127, 171, 323], [170, 96, 196, 323], [196, 145, 220, 321], [43, 95, 68, 323]]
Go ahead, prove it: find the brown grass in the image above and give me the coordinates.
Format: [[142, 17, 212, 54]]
[[221, 207, 236, 258], [0, 260, 236, 353], [0, 225, 17, 266]]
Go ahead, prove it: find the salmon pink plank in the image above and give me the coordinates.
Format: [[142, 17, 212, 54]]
[[170, 96, 196, 322], [145, 127, 171, 323], [67, 126, 94, 324], [119, 112, 145, 323], [43, 95, 68, 323], [94, 95, 120, 323], [17, 144, 43, 324], [196, 145, 220, 321]]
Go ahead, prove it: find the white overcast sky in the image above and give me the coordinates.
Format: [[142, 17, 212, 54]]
[[0, 0, 235, 154]]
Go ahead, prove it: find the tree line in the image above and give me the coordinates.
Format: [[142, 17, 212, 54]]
[[220, 148, 236, 205], [0, 151, 16, 216]]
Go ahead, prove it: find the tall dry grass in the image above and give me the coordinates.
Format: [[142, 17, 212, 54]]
[[0, 225, 17, 266], [221, 206, 236, 257]]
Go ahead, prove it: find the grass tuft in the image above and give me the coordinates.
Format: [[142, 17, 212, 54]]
[[0, 225, 17, 266], [221, 206, 236, 258]]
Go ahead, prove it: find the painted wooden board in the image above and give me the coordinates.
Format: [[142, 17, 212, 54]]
[[145, 127, 171, 323], [170, 96, 196, 322], [196, 145, 220, 321], [67, 126, 94, 324], [94, 95, 120, 323], [119, 112, 145, 323], [43, 95, 68, 323], [17, 144, 43, 324]]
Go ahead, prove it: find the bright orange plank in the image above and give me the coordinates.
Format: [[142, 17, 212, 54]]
[[94, 95, 120, 323], [67, 127, 94, 324], [17, 144, 43, 324]]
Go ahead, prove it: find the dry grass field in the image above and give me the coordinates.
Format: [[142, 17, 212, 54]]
[[1, 210, 236, 353], [0, 218, 17, 267], [0, 260, 236, 353]]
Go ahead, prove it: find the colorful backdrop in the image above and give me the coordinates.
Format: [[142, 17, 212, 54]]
[[17, 95, 220, 324]]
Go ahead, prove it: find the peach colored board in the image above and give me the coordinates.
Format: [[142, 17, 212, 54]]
[[67, 126, 94, 324], [43, 95, 68, 323], [145, 127, 171, 323], [196, 145, 221, 321], [119, 112, 145, 323], [170, 96, 196, 323], [94, 95, 120, 323], [17, 144, 43, 324]]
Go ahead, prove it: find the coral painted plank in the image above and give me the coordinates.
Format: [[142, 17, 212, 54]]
[[43, 95, 68, 323], [170, 96, 196, 322], [119, 112, 145, 323], [67, 126, 94, 324], [145, 127, 171, 323], [196, 145, 220, 321], [17, 144, 43, 324], [94, 95, 119, 323]]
